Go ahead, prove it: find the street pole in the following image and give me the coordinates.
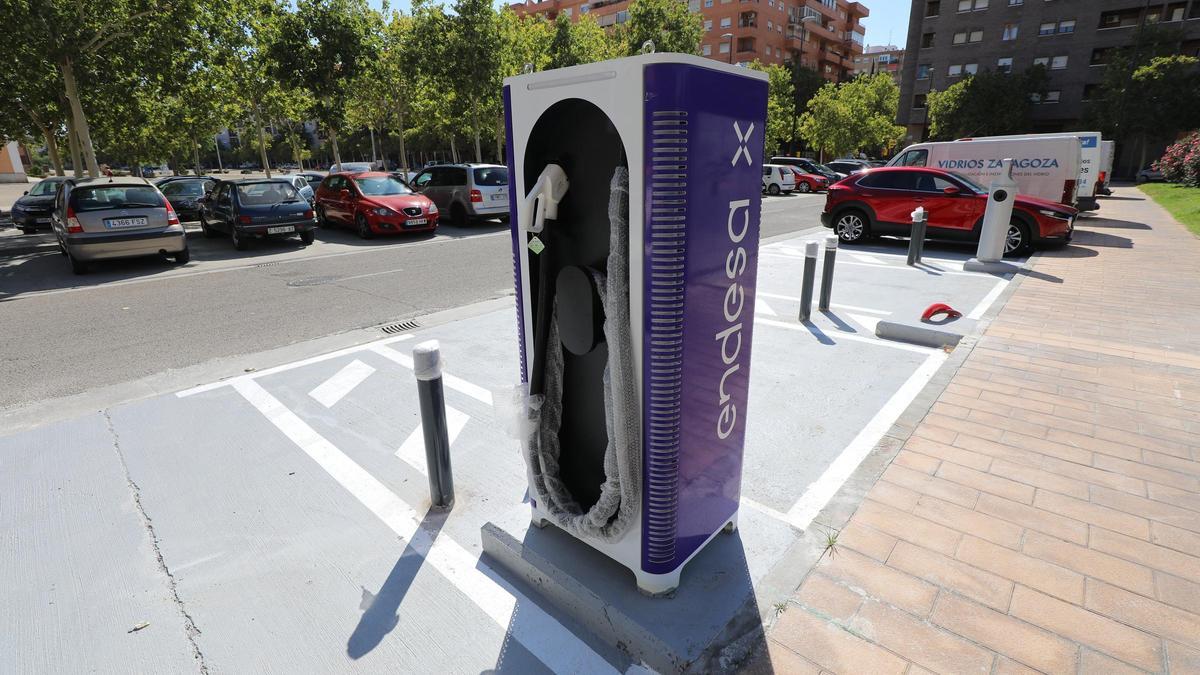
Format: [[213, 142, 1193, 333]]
[[413, 340, 455, 510], [723, 33, 734, 64], [799, 241, 818, 322], [214, 136, 223, 174], [819, 236, 837, 312]]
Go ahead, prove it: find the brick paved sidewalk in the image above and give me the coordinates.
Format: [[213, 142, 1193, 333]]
[[756, 187, 1200, 674]]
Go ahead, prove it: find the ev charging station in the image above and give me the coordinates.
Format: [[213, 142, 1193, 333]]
[[502, 54, 768, 595], [964, 157, 1020, 274]]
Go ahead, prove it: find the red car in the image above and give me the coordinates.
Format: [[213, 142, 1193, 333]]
[[788, 167, 829, 193], [819, 167, 1076, 256], [314, 171, 439, 238]]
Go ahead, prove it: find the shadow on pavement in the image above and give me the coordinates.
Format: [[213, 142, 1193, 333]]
[[1070, 229, 1134, 249], [346, 508, 448, 660], [1078, 218, 1152, 231]]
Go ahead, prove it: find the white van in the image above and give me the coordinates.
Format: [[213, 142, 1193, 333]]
[[888, 136, 1082, 208], [762, 164, 796, 195], [956, 132, 1103, 210]]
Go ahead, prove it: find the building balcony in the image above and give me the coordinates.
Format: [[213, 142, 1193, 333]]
[[846, 1, 869, 19]]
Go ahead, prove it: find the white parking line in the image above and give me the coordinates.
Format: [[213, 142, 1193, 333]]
[[756, 318, 937, 354], [757, 292, 891, 316], [396, 406, 470, 475], [309, 359, 376, 408], [784, 350, 947, 532], [754, 298, 778, 316], [369, 344, 494, 406], [846, 313, 882, 334], [176, 334, 413, 397], [231, 379, 616, 674], [967, 278, 1009, 320]]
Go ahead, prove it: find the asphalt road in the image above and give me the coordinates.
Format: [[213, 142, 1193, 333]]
[[0, 192, 824, 413]]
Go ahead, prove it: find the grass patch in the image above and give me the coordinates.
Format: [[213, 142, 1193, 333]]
[[1139, 183, 1200, 237]]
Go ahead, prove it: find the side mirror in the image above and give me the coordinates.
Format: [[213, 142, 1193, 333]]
[[943, 186, 961, 196], [22, 190, 28, 195]]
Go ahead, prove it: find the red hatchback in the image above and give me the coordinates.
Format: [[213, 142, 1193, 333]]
[[820, 167, 1076, 256], [314, 172, 439, 238], [788, 167, 829, 193]]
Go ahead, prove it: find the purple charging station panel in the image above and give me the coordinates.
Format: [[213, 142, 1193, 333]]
[[641, 63, 767, 574]]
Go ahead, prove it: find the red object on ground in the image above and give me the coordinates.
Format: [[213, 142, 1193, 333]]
[[921, 303, 961, 322]]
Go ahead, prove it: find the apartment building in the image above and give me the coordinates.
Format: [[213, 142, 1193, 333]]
[[511, 0, 870, 81], [898, 0, 1200, 143], [852, 44, 905, 84]]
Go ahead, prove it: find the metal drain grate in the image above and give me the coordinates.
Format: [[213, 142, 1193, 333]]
[[380, 320, 420, 334], [255, 262, 279, 268]]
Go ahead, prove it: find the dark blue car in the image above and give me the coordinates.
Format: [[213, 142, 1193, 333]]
[[199, 179, 316, 250]]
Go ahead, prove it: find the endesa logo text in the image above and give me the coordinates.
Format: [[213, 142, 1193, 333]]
[[937, 158, 1061, 170], [715, 198, 752, 440]]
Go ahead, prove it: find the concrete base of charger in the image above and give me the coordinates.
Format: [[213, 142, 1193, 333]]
[[962, 257, 1019, 274]]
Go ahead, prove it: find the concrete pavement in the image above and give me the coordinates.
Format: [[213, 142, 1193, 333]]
[[754, 186, 1200, 674]]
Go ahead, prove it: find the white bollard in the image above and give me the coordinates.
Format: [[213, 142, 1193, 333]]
[[977, 158, 1018, 263]]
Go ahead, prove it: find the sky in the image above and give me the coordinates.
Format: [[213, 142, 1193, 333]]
[[367, 0, 911, 50]]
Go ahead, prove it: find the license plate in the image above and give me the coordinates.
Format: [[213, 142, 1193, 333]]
[[406, 218, 428, 226], [36, 217, 50, 223], [267, 225, 295, 234], [105, 217, 147, 229], [490, 193, 506, 201]]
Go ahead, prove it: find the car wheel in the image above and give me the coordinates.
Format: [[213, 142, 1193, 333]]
[[175, 247, 190, 264], [451, 203, 468, 227], [231, 226, 248, 251], [1004, 219, 1032, 257], [797, 182, 812, 193], [316, 205, 328, 226], [19, 227, 35, 235], [834, 209, 870, 245], [767, 184, 781, 196], [300, 229, 315, 245], [199, 215, 216, 238], [356, 214, 373, 239]]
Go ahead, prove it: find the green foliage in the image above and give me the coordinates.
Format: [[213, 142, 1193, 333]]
[[1140, 182, 1200, 237], [799, 73, 904, 158], [547, 13, 619, 69], [925, 66, 1048, 141], [745, 61, 794, 156], [618, 0, 703, 56]]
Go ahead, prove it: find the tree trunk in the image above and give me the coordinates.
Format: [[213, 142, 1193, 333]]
[[396, 109, 408, 173], [191, 137, 203, 176], [253, 104, 272, 178], [41, 126, 64, 176], [450, 136, 459, 163], [289, 135, 302, 171], [369, 126, 378, 166], [495, 113, 504, 163], [59, 56, 100, 178], [64, 114, 83, 178], [329, 128, 343, 167], [471, 110, 482, 163]]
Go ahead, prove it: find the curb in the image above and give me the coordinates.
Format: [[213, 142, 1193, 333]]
[[875, 321, 963, 349]]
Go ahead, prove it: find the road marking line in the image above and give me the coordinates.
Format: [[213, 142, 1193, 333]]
[[230, 379, 615, 674], [369, 344, 494, 406], [396, 406, 470, 475], [847, 313, 882, 334], [851, 253, 883, 264], [756, 318, 937, 354], [176, 334, 412, 397], [754, 298, 777, 317], [967, 278, 1009, 320], [784, 350, 947, 531], [758, 292, 891, 315], [308, 359, 376, 408]]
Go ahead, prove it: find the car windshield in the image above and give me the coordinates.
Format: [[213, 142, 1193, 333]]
[[71, 185, 164, 211], [161, 181, 208, 197], [237, 182, 301, 205], [817, 164, 837, 173], [473, 167, 508, 186], [948, 172, 987, 193], [355, 176, 414, 196], [29, 179, 63, 196], [335, 163, 371, 173]]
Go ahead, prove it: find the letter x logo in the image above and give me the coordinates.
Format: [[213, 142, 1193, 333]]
[[731, 121, 754, 167]]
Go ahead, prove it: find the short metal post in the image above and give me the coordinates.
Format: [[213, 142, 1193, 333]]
[[818, 236, 837, 312], [413, 340, 454, 510], [799, 241, 818, 322], [907, 206, 928, 266]]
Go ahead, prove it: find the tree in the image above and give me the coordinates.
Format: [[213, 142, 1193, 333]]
[[787, 63, 826, 155], [925, 66, 1048, 140], [798, 74, 905, 159], [445, 0, 502, 162], [0, 43, 68, 175], [746, 62, 794, 157], [273, 0, 375, 168], [618, 0, 702, 56], [493, 10, 554, 158], [546, 13, 617, 70]]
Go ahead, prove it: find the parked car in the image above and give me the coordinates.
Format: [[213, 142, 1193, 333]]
[[827, 159, 871, 176], [296, 171, 327, 193], [50, 177, 189, 274], [762, 164, 797, 195], [819, 167, 1076, 256], [1136, 165, 1164, 183], [787, 167, 829, 193], [770, 156, 845, 182], [281, 174, 315, 204], [158, 177, 217, 221], [314, 171, 438, 238], [409, 163, 508, 225], [10, 176, 70, 233], [330, 162, 373, 174], [199, 178, 316, 250]]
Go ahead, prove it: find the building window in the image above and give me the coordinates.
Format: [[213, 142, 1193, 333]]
[[953, 30, 967, 44], [1090, 47, 1113, 65], [616, 9, 628, 22], [1039, 22, 1055, 35], [738, 11, 756, 27], [704, 19, 712, 30], [580, 3, 590, 11], [1058, 20, 1075, 33], [719, 42, 730, 53], [1082, 83, 1101, 100], [969, 29, 983, 42], [1050, 55, 1068, 70], [1033, 56, 1049, 67], [921, 32, 935, 48], [926, 1, 940, 17], [949, 64, 963, 76], [914, 93, 928, 109], [1002, 23, 1018, 40], [958, 0, 987, 10], [1043, 90, 1061, 103], [702, 44, 712, 55], [737, 36, 754, 52], [1008, 0, 1022, 4], [1099, 8, 1141, 29], [917, 63, 932, 79], [720, 16, 731, 27], [997, 56, 1013, 73], [704, 0, 713, 6], [964, 63, 978, 74], [957, 0, 971, 10]]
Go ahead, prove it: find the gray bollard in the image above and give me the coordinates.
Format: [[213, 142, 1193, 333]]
[[413, 339, 455, 510], [818, 236, 837, 312], [799, 241, 818, 322], [907, 206, 928, 266]]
